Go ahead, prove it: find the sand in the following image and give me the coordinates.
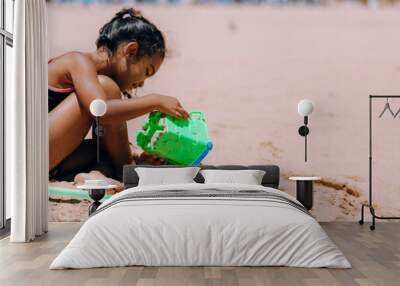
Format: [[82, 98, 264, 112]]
[[47, 3, 400, 221]]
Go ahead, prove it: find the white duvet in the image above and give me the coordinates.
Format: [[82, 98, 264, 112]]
[[50, 183, 351, 269]]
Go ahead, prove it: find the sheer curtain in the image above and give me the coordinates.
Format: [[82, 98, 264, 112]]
[[7, 0, 48, 242]]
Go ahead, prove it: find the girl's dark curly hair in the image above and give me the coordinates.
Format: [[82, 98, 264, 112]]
[[96, 8, 166, 60]]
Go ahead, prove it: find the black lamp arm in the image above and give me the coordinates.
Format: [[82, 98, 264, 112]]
[[94, 117, 105, 163], [298, 116, 310, 162]]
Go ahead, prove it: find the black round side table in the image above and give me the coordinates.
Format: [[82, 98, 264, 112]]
[[77, 182, 117, 215], [289, 177, 321, 210], [87, 189, 106, 215]]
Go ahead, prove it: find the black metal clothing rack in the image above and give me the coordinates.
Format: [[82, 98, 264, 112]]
[[359, 95, 400, 230]]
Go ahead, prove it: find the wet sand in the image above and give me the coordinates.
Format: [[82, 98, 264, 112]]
[[47, 4, 400, 221]]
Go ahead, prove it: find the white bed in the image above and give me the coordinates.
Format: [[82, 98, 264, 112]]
[[50, 182, 351, 269]]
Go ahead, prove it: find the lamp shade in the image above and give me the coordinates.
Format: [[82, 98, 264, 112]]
[[89, 99, 107, 117], [297, 99, 314, 116]]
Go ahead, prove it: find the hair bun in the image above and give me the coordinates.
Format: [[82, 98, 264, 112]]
[[115, 8, 142, 20], [97, 7, 165, 58]]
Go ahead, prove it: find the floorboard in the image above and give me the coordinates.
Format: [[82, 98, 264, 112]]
[[0, 222, 399, 286]]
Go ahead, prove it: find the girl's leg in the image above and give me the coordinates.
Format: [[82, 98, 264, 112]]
[[49, 92, 93, 171], [94, 80, 133, 179], [98, 121, 133, 180], [51, 139, 117, 182], [49, 75, 132, 179]]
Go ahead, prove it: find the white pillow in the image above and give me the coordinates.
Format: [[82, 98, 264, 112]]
[[135, 167, 200, 186], [200, 169, 266, 185]]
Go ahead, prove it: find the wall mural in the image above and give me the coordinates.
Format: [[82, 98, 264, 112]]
[[47, 3, 400, 222]]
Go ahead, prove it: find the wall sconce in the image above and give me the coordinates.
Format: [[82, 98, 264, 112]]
[[297, 99, 314, 162], [90, 99, 107, 163]]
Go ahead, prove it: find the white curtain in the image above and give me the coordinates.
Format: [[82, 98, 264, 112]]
[[7, 0, 48, 242]]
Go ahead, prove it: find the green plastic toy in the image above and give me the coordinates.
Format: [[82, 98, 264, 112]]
[[136, 111, 213, 165]]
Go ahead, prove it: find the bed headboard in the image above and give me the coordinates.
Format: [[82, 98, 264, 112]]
[[123, 164, 280, 189]]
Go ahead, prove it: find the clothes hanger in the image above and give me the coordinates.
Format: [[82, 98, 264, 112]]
[[394, 106, 400, 118], [378, 97, 396, 118]]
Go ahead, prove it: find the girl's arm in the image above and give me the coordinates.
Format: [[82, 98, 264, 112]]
[[103, 93, 186, 125], [68, 54, 189, 125]]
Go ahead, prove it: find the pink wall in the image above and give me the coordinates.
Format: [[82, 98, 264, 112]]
[[47, 4, 400, 221]]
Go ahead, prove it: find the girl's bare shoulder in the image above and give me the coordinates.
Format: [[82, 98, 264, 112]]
[[65, 51, 95, 70], [50, 51, 95, 75], [52, 51, 120, 94], [97, 75, 122, 98]]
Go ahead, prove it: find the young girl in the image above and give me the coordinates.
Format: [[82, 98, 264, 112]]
[[48, 8, 189, 182]]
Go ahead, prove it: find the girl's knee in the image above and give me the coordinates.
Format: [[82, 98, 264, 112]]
[[97, 75, 122, 100]]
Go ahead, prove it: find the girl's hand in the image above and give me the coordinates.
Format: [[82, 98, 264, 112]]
[[129, 143, 166, 165], [129, 142, 166, 165], [136, 152, 166, 165], [152, 94, 190, 119]]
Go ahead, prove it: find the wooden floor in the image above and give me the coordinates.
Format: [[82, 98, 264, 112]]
[[0, 222, 399, 286]]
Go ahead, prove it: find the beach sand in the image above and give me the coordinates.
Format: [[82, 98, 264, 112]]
[[47, 4, 400, 221]]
